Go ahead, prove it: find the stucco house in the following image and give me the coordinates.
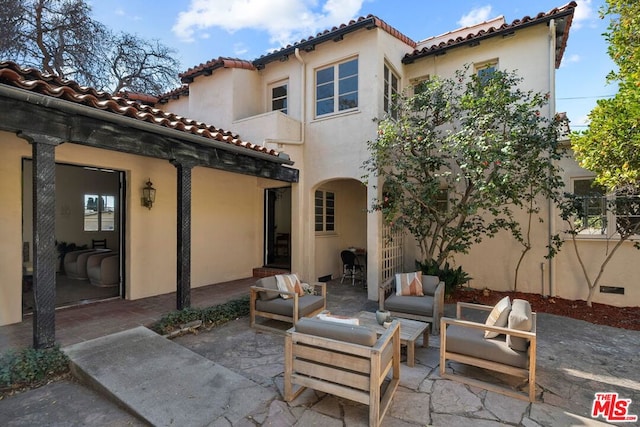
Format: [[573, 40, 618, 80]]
[[1, 2, 637, 345]]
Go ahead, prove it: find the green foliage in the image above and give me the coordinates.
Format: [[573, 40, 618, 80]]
[[150, 296, 250, 335], [364, 66, 563, 267], [0, 346, 69, 390], [416, 259, 471, 295], [571, 0, 640, 190]]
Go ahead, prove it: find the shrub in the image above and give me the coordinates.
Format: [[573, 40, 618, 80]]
[[150, 296, 250, 335], [416, 259, 471, 296], [0, 346, 69, 391]]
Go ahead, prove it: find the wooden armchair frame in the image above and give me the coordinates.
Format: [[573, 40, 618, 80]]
[[249, 282, 326, 333], [440, 302, 537, 402], [285, 321, 401, 427]]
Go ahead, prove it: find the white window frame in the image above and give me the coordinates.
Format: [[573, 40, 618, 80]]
[[571, 177, 640, 237], [269, 80, 288, 114], [383, 63, 400, 119], [315, 190, 335, 233], [315, 57, 358, 118]]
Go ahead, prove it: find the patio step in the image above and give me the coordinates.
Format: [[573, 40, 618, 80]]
[[252, 266, 289, 277], [64, 326, 276, 426]]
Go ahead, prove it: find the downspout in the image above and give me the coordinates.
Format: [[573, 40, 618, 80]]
[[548, 18, 557, 297], [263, 47, 306, 146]]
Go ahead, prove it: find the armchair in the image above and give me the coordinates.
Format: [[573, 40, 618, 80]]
[[250, 275, 326, 333], [285, 317, 400, 427], [379, 274, 444, 334], [440, 300, 537, 401]]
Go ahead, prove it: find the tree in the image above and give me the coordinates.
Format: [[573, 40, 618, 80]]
[[563, 0, 640, 306], [570, 0, 640, 190], [364, 68, 563, 277], [0, 0, 180, 94]]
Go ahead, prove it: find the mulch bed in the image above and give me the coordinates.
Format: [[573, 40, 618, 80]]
[[448, 288, 640, 331]]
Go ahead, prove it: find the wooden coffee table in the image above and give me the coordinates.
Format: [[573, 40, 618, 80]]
[[357, 311, 429, 367]]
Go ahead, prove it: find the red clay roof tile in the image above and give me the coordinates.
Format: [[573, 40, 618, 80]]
[[0, 61, 280, 158], [403, 2, 577, 67]]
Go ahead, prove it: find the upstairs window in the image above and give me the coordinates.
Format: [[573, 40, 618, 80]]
[[383, 64, 399, 119], [475, 60, 498, 84], [270, 81, 288, 114], [315, 190, 335, 232], [316, 58, 358, 117]]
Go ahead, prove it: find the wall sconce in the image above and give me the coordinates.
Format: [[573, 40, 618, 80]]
[[142, 179, 156, 210]]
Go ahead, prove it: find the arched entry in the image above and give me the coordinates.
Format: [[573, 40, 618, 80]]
[[311, 178, 367, 282]]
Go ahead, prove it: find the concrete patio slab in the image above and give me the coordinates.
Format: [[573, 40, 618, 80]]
[[64, 326, 277, 426]]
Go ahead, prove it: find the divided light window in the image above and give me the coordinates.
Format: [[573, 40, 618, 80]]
[[475, 60, 498, 85], [383, 64, 399, 119], [316, 58, 358, 117], [270, 81, 288, 114], [315, 190, 335, 232], [84, 194, 115, 232]]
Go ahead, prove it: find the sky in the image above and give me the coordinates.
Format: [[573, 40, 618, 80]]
[[88, 0, 616, 130]]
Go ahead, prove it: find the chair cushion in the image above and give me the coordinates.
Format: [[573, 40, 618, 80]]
[[446, 324, 528, 369], [421, 275, 440, 296], [385, 294, 433, 317], [255, 295, 324, 318], [395, 272, 424, 296], [507, 299, 533, 351], [256, 277, 280, 301], [275, 274, 304, 299], [295, 318, 377, 347], [484, 296, 511, 339]]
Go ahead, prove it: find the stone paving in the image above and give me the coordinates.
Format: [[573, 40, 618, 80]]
[[2, 279, 639, 425]]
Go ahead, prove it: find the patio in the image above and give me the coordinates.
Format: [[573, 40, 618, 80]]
[[1, 277, 639, 425]]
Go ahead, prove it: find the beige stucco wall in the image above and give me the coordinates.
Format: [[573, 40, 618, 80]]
[[0, 134, 28, 326], [0, 130, 272, 326]]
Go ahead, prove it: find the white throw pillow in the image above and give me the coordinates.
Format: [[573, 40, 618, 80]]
[[484, 296, 511, 338]]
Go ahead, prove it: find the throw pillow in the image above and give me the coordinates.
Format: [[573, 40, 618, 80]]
[[275, 274, 304, 299], [507, 299, 533, 351], [484, 296, 511, 338], [317, 312, 360, 325], [422, 275, 440, 296], [395, 272, 424, 296]]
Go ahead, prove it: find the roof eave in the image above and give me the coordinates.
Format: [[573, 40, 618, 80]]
[[252, 16, 379, 69], [402, 7, 576, 65]]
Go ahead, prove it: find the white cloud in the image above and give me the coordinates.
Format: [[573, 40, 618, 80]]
[[457, 5, 492, 28], [572, 0, 596, 29], [564, 54, 581, 66], [115, 8, 125, 16], [172, 0, 365, 45]]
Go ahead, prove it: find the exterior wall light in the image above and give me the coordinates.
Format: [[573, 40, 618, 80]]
[[142, 179, 156, 209]]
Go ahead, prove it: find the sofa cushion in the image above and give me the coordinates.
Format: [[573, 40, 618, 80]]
[[256, 277, 280, 301], [395, 272, 424, 296], [275, 274, 304, 299], [385, 294, 433, 317], [484, 296, 511, 339], [446, 324, 528, 369], [295, 318, 377, 347], [255, 294, 324, 318], [421, 275, 440, 296], [507, 299, 533, 351]]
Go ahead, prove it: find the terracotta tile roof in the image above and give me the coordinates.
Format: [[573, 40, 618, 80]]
[[403, 1, 577, 68], [0, 61, 280, 158], [157, 85, 189, 104], [253, 15, 416, 68], [115, 91, 159, 105], [180, 57, 256, 83]]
